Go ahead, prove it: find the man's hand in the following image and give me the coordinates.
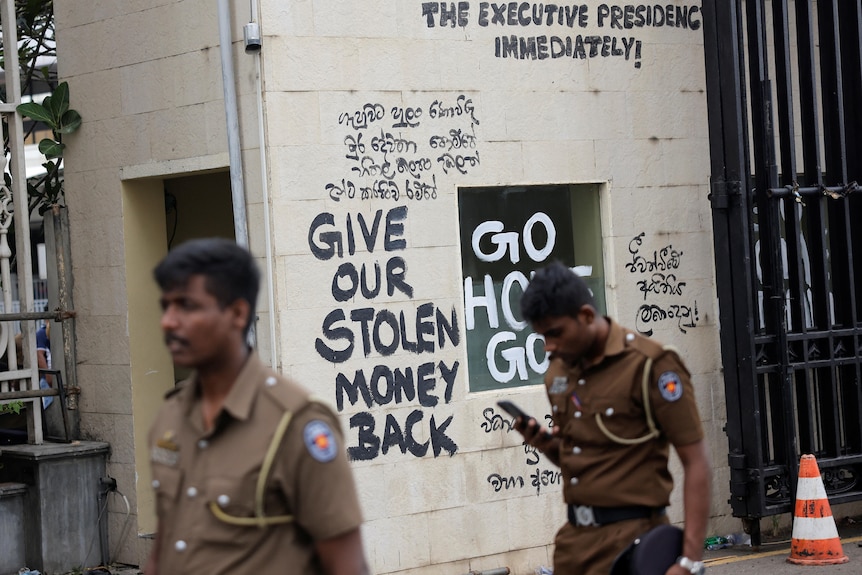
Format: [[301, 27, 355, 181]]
[[513, 417, 561, 466]]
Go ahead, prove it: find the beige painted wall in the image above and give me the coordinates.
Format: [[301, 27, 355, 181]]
[[55, 1, 730, 573]]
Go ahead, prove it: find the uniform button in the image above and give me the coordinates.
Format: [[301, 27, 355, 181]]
[[265, 376, 277, 387], [626, 333, 635, 342], [151, 479, 160, 489], [552, 405, 558, 413], [198, 439, 209, 449], [605, 407, 615, 417], [578, 378, 586, 386], [574, 411, 582, 419], [217, 494, 231, 507], [569, 477, 579, 486], [174, 540, 187, 552], [186, 487, 198, 498], [572, 446, 582, 454]]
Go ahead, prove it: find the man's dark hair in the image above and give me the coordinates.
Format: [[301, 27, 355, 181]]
[[520, 261, 596, 323], [154, 238, 260, 334]]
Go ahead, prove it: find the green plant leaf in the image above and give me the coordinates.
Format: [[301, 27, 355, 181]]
[[50, 82, 70, 119], [58, 109, 82, 134], [17, 101, 53, 124], [38, 138, 64, 159]]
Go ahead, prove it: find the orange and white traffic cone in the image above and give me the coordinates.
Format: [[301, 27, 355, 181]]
[[787, 454, 849, 565]]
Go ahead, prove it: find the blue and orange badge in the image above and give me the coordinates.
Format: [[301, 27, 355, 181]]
[[657, 371, 683, 402], [303, 420, 338, 463]]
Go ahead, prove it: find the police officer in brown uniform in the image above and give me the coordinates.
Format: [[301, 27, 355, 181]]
[[516, 262, 711, 575], [145, 238, 369, 575]]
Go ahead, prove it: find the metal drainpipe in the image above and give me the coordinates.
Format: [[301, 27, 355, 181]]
[[247, 0, 278, 367], [461, 569, 510, 575], [217, 0, 250, 248]]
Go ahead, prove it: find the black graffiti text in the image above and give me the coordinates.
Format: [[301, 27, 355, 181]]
[[348, 409, 458, 460]]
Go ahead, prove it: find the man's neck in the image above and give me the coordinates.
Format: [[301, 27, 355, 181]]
[[581, 315, 610, 369], [197, 344, 250, 430]]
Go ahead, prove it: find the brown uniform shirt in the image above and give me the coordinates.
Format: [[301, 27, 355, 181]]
[[148, 352, 363, 575], [545, 319, 704, 508]]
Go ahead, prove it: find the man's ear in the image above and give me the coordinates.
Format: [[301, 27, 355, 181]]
[[578, 304, 596, 324], [229, 298, 251, 332]]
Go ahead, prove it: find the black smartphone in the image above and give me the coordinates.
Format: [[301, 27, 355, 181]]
[[497, 400, 553, 440], [497, 400, 531, 420]]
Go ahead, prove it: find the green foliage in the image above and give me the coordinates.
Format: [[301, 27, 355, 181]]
[[0, 400, 25, 415], [16, 81, 81, 213], [0, 1, 82, 216]]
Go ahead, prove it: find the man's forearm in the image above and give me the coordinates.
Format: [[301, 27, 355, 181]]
[[678, 440, 712, 561]]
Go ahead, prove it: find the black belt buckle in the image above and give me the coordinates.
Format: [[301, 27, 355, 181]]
[[568, 504, 664, 527]]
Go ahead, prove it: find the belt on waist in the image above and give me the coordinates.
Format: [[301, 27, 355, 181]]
[[567, 504, 666, 527]]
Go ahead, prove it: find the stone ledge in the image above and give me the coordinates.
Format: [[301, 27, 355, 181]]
[[0, 440, 110, 461], [0, 481, 27, 498]]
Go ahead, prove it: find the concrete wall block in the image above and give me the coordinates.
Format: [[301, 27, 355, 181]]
[[606, 194, 710, 249], [204, 100, 230, 157], [64, 169, 122, 223], [594, 138, 666, 188], [120, 59, 171, 116], [89, 115, 152, 170], [67, 70, 123, 122], [506, 492, 567, 548], [364, 512, 431, 572], [56, 0, 125, 29], [106, 505, 140, 567], [630, 91, 709, 141], [350, 463, 390, 522], [383, 457, 467, 516], [629, 42, 708, 93], [267, 144, 342, 202], [311, 0, 398, 38], [660, 141, 711, 187], [266, 36, 362, 92], [0, 484, 27, 574], [77, 363, 134, 415], [147, 103, 212, 162], [427, 501, 510, 563], [266, 92, 322, 147], [263, 0, 315, 37], [521, 139, 598, 183], [74, 315, 131, 367]]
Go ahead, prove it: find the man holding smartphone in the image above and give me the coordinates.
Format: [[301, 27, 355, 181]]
[[514, 262, 711, 575]]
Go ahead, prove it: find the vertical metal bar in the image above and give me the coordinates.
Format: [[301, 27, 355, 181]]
[[746, 0, 800, 506], [818, 0, 848, 184], [770, 2, 805, 334], [1, 0, 42, 443], [793, 1, 830, 330], [703, 0, 765, 529]]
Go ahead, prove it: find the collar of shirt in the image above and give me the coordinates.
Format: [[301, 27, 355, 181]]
[[176, 351, 266, 433]]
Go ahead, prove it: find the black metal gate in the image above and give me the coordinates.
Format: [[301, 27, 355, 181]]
[[702, 0, 862, 542]]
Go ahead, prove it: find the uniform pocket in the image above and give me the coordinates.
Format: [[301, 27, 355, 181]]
[[591, 397, 652, 443], [151, 464, 182, 520], [199, 476, 262, 545]]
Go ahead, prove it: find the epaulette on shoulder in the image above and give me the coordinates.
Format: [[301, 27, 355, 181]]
[[164, 380, 188, 399], [262, 372, 313, 412], [625, 331, 670, 360]]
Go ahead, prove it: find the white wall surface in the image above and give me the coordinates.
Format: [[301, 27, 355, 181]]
[[55, 1, 728, 573]]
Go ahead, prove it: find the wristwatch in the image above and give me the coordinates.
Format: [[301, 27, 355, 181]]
[[676, 556, 706, 575]]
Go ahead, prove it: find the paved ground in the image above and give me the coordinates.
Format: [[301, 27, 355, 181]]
[[704, 520, 862, 575]]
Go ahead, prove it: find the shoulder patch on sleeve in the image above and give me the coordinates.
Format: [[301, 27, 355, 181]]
[[657, 371, 683, 402], [303, 419, 338, 463]]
